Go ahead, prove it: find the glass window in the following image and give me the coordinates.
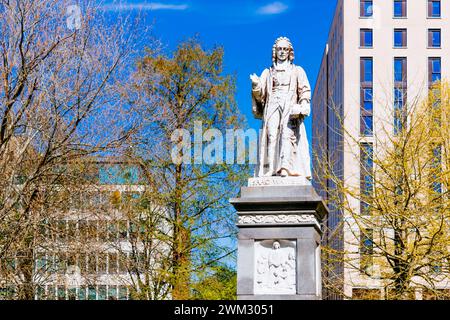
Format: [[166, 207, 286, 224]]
[[432, 59, 441, 75], [88, 286, 97, 300], [99, 164, 140, 185], [394, 87, 405, 104], [57, 286, 66, 300], [394, 1, 402, 16], [394, 88, 406, 134], [360, 228, 374, 274], [361, 58, 373, 83], [360, 58, 373, 137], [432, 146, 442, 194], [394, 29, 407, 47], [360, 0, 373, 17], [360, 143, 374, 213], [361, 116, 373, 136], [428, 29, 441, 47], [108, 252, 118, 274], [56, 253, 67, 274], [360, 230, 373, 254], [108, 286, 117, 300], [98, 253, 107, 274], [46, 254, 56, 274], [394, 58, 407, 83], [46, 286, 56, 300], [87, 253, 96, 274], [119, 286, 128, 300], [98, 286, 107, 300], [108, 221, 118, 241], [361, 143, 373, 171], [35, 253, 46, 273], [78, 253, 86, 275], [35, 286, 45, 300], [363, 88, 373, 111], [360, 201, 371, 216], [394, 0, 406, 17], [68, 288, 77, 300], [429, 58, 441, 85], [428, 0, 441, 17], [394, 60, 402, 82], [78, 286, 86, 300], [362, 172, 373, 195], [365, 60, 373, 82], [360, 29, 373, 47], [119, 253, 128, 274]]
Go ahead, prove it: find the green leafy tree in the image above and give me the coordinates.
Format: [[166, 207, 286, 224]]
[[124, 38, 251, 299], [192, 265, 237, 300]]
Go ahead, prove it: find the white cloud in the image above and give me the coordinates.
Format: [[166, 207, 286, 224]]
[[101, 2, 189, 12], [257, 2, 288, 15]]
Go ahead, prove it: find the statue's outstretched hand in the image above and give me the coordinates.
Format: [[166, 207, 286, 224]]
[[250, 74, 260, 89]]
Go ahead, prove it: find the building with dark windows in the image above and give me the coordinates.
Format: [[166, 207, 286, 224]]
[[312, 0, 449, 299], [0, 160, 168, 300]]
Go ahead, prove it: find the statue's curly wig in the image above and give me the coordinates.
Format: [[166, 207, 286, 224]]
[[272, 36, 295, 65]]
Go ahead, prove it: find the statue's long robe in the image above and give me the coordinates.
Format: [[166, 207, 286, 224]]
[[252, 64, 311, 178]]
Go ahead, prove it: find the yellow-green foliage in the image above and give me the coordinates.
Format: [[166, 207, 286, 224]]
[[320, 82, 450, 300]]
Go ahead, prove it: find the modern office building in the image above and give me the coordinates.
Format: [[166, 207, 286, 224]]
[[0, 160, 167, 300], [312, 0, 449, 299]]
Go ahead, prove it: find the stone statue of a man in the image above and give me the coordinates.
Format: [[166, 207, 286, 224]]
[[250, 37, 311, 178]]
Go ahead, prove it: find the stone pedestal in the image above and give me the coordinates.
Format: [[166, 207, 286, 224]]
[[230, 178, 328, 300]]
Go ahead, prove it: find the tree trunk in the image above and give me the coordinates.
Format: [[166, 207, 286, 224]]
[[172, 164, 190, 300]]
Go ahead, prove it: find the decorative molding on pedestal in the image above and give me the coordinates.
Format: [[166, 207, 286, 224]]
[[238, 214, 318, 227], [230, 184, 328, 300]]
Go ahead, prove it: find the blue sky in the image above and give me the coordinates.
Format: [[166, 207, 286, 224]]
[[100, 0, 338, 138], [97, 0, 338, 269]]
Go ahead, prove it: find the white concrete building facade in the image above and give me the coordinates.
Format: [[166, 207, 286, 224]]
[[312, 0, 450, 299]]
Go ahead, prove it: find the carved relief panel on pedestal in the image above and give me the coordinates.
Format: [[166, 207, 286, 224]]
[[254, 239, 296, 295]]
